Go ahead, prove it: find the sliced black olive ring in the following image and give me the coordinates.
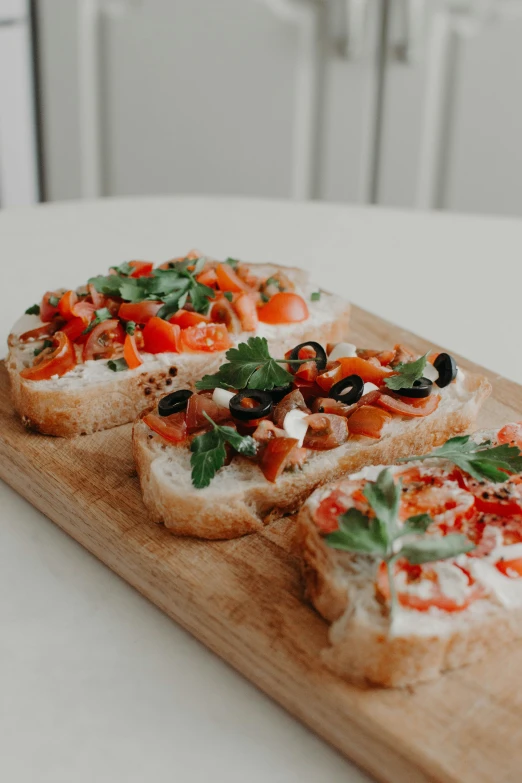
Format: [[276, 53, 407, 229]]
[[434, 352, 457, 388], [270, 384, 293, 402], [329, 374, 364, 405], [288, 341, 327, 371], [230, 389, 273, 421], [397, 377, 433, 399], [158, 389, 193, 417]]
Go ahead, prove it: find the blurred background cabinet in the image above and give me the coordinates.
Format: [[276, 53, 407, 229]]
[[5, 0, 522, 216]]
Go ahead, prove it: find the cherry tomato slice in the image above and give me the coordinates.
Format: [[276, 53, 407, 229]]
[[377, 561, 482, 613], [58, 290, 96, 325], [196, 267, 219, 288], [40, 292, 61, 322], [20, 332, 77, 381], [143, 411, 187, 443], [88, 283, 105, 309], [19, 321, 62, 342], [118, 301, 162, 324], [336, 356, 392, 385], [497, 422, 522, 449], [129, 261, 154, 278], [316, 363, 342, 392], [496, 558, 522, 578], [233, 293, 259, 332], [258, 292, 309, 325], [168, 309, 209, 329], [83, 319, 125, 361], [260, 437, 299, 482], [123, 333, 143, 369], [61, 316, 87, 343], [376, 393, 441, 418], [143, 317, 181, 354], [347, 405, 392, 438], [180, 323, 232, 353], [215, 262, 248, 292]]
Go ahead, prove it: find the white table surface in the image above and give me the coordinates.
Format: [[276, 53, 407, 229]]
[[1, 196, 522, 783]]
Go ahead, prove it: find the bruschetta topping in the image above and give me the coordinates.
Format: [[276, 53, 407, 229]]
[[144, 338, 464, 489], [315, 428, 522, 619], [18, 254, 312, 380]]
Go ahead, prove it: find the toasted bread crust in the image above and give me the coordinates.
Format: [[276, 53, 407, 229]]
[[7, 268, 350, 437], [134, 371, 491, 540]]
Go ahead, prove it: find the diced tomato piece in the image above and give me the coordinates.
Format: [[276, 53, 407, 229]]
[[123, 333, 143, 369], [20, 332, 77, 381], [295, 360, 318, 382], [260, 437, 299, 482], [61, 316, 87, 343], [209, 296, 241, 333], [376, 393, 440, 418], [377, 561, 482, 613], [258, 292, 309, 325], [496, 558, 522, 578], [336, 357, 393, 385], [291, 377, 324, 404], [185, 393, 230, 432], [315, 488, 353, 534], [497, 422, 522, 449], [233, 293, 259, 332], [129, 261, 154, 278], [180, 323, 232, 353], [143, 411, 187, 443], [143, 317, 181, 354], [348, 405, 392, 439], [169, 309, 209, 329], [316, 363, 342, 392], [40, 292, 61, 322], [196, 267, 219, 288], [118, 301, 162, 324], [215, 262, 248, 292], [83, 319, 125, 361], [58, 290, 95, 324]]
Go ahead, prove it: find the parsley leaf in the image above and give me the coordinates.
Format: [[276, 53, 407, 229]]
[[110, 261, 133, 276], [223, 291, 233, 302], [385, 352, 429, 391], [88, 274, 126, 297], [25, 304, 40, 315], [225, 257, 239, 269], [82, 307, 112, 334], [325, 467, 475, 622], [107, 358, 129, 372], [125, 321, 136, 335], [195, 337, 294, 392], [310, 291, 321, 302], [34, 339, 53, 357], [190, 413, 257, 488], [402, 434, 522, 483]]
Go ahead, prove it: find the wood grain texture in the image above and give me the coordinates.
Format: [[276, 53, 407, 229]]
[[1, 305, 522, 783]]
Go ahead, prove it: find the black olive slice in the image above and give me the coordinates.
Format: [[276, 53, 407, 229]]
[[158, 389, 193, 417], [329, 374, 364, 405], [288, 341, 327, 371], [434, 353, 457, 388], [397, 377, 433, 399], [230, 389, 273, 421], [270, 384, 293, 402]]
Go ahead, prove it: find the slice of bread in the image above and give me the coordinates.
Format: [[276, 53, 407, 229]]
[[7, 263, 350, 437], [297, 425, 522, 688], [133, 367, 490, 540]]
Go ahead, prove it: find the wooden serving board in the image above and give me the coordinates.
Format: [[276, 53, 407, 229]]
[[2, 305, 522, 783]]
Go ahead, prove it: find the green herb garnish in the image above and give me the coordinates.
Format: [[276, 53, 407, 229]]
[[225, 257, 240, 269], [34, 339, 53, 357], [325, 468, 474, 620], [260, 292, 270, 303], [82, 307, 112, 334], [25, 304, 40, 315], [223, 291, 233, 302], [190, 412, 257, 488], [126, 321, 137, 335], [89, 257, 215, 318], [310, 291, 321, 302], [107, 357, 129, 372], [400, 435, 522, 483], [109, 261, 133, 276], [265, 276, 280, 288], [196, 337, 296, 392], [48, 295, 60, 308], [384, 352, 429, 391]]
